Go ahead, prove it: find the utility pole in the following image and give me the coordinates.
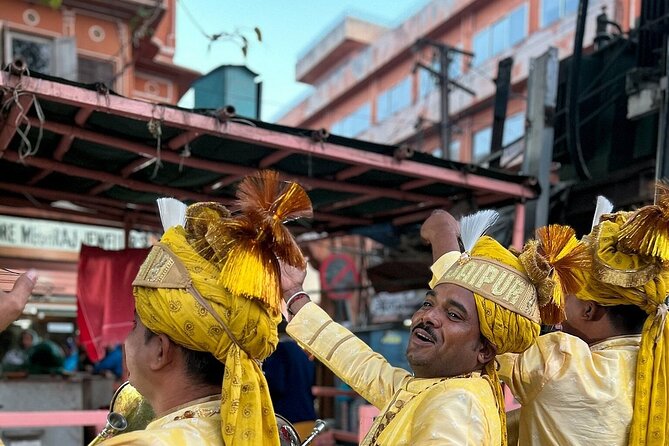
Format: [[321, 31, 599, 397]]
[[413, 38, 475, 159]]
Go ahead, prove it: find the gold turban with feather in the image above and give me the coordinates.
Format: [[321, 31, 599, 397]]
[[431, 211, 589, 446], [575, 185, 669, 446], [132, 171, 312, 446]]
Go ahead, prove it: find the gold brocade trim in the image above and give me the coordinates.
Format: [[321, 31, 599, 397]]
[[365, 374, 472, 446], [436, 257, 540, 323], [173, 407, 221, 421], [592, 256, 659, 287], [132, 243, 192, 289], [155, 393, 222, 420], [591, 225, 660, 288]]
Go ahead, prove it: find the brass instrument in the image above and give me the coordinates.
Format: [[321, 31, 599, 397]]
[[276, 415, 327, 446], [88, 381, 155, 446], [89, 382, 326, 446]]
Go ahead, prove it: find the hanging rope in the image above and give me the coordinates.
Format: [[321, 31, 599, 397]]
[[148, 118, 163, 179], [178, 143, 191, 173], [1, 71, 44, 162]]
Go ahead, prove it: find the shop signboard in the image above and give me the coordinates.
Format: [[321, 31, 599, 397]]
[[369, 289, 426, 323]]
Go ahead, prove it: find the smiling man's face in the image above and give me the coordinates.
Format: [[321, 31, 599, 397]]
[[406, 283, 489, 378]]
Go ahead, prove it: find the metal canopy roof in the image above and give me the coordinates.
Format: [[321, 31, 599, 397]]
[[0, 70, 538, 240]]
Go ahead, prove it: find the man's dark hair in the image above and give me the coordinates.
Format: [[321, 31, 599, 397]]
[[606, 304, 647, 334], [144, 330, 225, 386]]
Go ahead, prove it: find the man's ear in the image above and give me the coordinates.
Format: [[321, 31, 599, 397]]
[[148, 334, 177, 371], [583, 301, 606, 322], [478, 339, 497, 365]]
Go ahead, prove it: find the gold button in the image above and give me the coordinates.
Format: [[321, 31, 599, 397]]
[[395, 400, 404, 408]]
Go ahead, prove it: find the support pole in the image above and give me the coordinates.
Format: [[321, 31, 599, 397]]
[[522, 47, 559, 239], [655, 36, 669, 185]]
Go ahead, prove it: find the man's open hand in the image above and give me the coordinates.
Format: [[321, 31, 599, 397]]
[[1, 270, 37, 330]]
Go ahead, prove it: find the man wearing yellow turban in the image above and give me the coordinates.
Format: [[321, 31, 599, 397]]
[[282, 210, 565, 445], [495, 193, 667, 446], [99, 171, 312, 446]]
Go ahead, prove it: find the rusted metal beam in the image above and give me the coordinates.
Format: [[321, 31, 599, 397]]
[[2, 150, 224, 204], [120, 158, 157, 177], [167, 130, 200, 150], [1, 73, 537, 200], [0, 200, 159, 230], [336, 165, 370, 181], [313, 212, 371, 226], [0, 181, 154, 213], [54, 134, 75, 161], [400, 178, 434, 191], [258, 150, 291, 168], [74, 106, 94, 127], [27, 169, 52, 186], [392, 209, 437, 226], [29, 117, 451, 206], [512, 202, 526, 250], [0, 94, 34, 154], [370, 202, 442, 220], [320, 195, 378, 212], [88, 183, 114, 196], [204, 175, 243, 193]]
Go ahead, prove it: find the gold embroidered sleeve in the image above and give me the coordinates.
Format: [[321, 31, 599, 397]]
[[287, 302, 410, 409]]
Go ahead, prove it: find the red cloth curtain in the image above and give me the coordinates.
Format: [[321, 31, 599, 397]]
[[76, 245, 149, 362]]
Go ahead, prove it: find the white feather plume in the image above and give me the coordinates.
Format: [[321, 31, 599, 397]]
[[157, 197, 187, 231], [459, 209, 499, 253], [591, 196, 613, 230]]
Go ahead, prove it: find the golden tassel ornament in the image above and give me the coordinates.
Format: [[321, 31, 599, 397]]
[[618, 182, 669, 261]]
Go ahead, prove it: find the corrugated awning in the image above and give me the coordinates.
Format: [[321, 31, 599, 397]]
[[0, 69, 538, 241]]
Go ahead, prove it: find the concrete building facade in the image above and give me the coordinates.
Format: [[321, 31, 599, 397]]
[[278, 0, 642, 164], [0, 0, 197, 105]]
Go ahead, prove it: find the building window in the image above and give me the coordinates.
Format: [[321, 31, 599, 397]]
[[419, 61, 439, 99], [472, 126, 492, 163], [6, 32, 52, 73], [471, 115, 525, 164], [376, 77, 412, 123], [77, 56, 115, 87], [541, 0, 579, 27], [472, 4, 527, 66], [503, 113, 525, 145], [449, 140, 461, 161], [432, 140, 461, 160], [331, 102, 371, 138], [4, 31, 77, 80]]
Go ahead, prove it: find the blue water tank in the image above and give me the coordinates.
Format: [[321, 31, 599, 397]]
[[191, 65, 261, 119]]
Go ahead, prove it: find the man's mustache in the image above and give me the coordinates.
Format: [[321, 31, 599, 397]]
[[412, 322, 437, 342]]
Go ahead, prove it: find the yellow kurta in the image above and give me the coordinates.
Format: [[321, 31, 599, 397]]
[[99, 396, 223, 446], [498, 331, 639, 446], [287, 302, 501, 445]]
